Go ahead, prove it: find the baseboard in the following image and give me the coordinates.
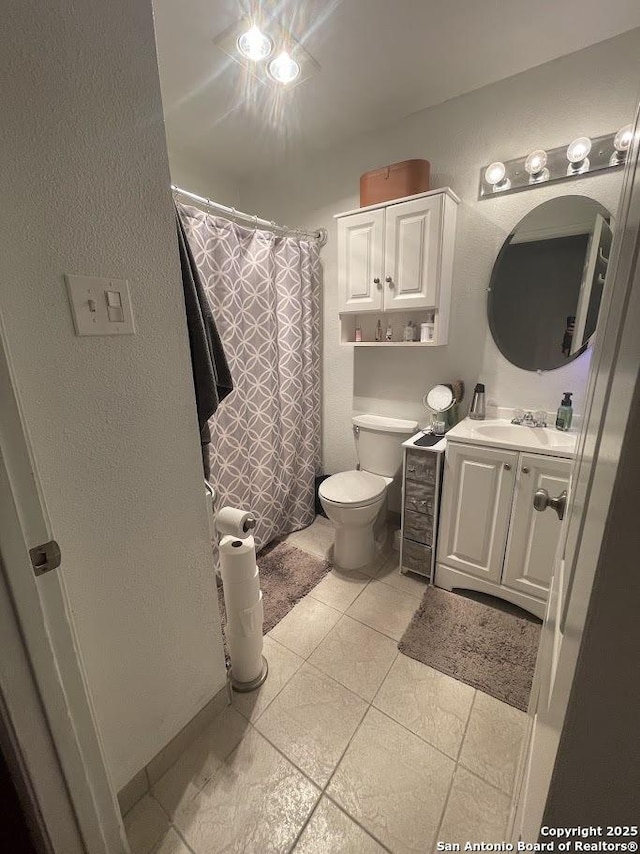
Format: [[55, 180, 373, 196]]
[[117, 682, 229, 816]]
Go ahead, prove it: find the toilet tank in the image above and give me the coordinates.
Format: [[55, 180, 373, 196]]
[[352, 414, 419, 477]]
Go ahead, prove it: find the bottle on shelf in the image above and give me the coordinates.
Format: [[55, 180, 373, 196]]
[[385, 320, 393, 341], [403, 319, 415, 342], [354, 323, 362, 343], [375, 318, 383, 342]]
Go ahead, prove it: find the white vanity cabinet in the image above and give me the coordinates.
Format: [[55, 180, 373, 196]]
[[436, 441, 571, 618], [336, 188, 459, 345]]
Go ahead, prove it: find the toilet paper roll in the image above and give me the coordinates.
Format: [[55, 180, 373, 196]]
[[216, 506, 256, 538]]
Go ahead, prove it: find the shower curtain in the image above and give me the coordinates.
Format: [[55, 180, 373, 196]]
[[177, 203, 322, 549]]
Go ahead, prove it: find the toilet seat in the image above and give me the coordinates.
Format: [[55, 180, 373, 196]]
[[319, 470, 387, 508]]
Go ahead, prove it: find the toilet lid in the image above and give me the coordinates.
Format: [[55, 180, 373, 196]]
[[319, 470, 386, 506]]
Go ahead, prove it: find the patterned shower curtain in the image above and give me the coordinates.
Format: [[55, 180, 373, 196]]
[[177, 203, 322, 548]]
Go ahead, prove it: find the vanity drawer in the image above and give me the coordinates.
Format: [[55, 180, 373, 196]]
[[401, 538, 432, 576], [403, 509, 433, 546], [404, 479, 435, 515], [405, 450, 437, 484]]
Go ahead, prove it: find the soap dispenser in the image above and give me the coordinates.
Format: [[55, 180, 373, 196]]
[[555, 392, 573, 431], [469, 383, 486, 420]]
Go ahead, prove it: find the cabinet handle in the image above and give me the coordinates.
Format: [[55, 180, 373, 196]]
[[504, 463, 511, 471], [522, 466, 530, 474], [386, 276, 394, 288], [373, 277, 381, 288]]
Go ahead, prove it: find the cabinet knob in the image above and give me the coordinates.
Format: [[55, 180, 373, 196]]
[[504, 463, 511, 471], [386, 276, 394, 288], [407, 466, 416, 473], [522, 466, 530, 474], [373, 277, 381, 286]]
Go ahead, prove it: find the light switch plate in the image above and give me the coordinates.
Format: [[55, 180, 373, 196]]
[[65, 275, 135, 336]]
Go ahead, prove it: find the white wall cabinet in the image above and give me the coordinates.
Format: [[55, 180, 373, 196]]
[[336, 188, 459, 345], [436, 441, 571, 618]]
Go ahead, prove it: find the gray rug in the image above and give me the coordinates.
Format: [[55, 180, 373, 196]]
[[398, 586, 542, 711], [217, 540, 331, 643]]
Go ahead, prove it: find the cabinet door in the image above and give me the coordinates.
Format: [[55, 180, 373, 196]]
[[384, 195, 443, 310], [438, 442, 517, 582], [502, 453, 571, 600], [337, 209, 384, 313]]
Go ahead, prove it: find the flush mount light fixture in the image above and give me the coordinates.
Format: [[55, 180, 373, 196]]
[[214, 17, 319, 89], [236, 25, 273, 62], [479, 126, 635, 199], [268, 51, 300, 84]]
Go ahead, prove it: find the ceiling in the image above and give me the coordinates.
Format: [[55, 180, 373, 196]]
[[152, 0, 640, 182]]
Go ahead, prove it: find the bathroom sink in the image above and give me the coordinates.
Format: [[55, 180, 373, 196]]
[[446, 418, 577, 457]]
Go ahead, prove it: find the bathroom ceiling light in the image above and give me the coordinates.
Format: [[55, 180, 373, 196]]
[[237, 25, 273, 62], [524, 149, 547, 175], [268, 51, 300, 84]]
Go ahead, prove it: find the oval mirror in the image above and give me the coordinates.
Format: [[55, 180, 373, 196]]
[[488, 196, 612, 371]]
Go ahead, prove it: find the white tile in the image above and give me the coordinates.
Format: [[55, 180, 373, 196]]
[[376, 555, 428, 599], [269, 595, 341, 658], [294, 797, 386, 853], [308, 568, 371, 612], [174, 728, 319, 854], [151, 828, 191, 854], [328, 707, 455, 854], [124, 794, 169, 854], [153, 706, 248, 817], [346, 580, 419, 641], [309, 615, 398, 702], [254, 663, 368, 787], [232, 635, 304, 722], [438, 766, 511, 845], [373, 655, 475, 758], [286, 516, 335, 559], [458, 690, 529, 794]]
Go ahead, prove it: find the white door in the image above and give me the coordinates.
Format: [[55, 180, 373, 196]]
[[438, 442, 517, 582], [0, 317, 127, 852], [514, 113, 640, 839], [572, 213, 612, 354], [384, 195, 443, 310], [337, 209, 384, 312], [502, 454, 571, 600]]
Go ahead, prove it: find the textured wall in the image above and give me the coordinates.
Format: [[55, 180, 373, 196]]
[[1, 0, 226, 789], [239, 29, 639, 475]]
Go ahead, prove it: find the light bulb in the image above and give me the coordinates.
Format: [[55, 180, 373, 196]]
[[614, 124, 633, 153], [566, 136, 592, 164], [524, 149, 548, 175], [484, 161, 506, 185], [268, 51, 300, 84], [237, 25, 272, 61]]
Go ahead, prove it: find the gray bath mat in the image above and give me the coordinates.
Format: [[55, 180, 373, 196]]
[[217, 540, 331, 640], [398, 586, 542, 711]]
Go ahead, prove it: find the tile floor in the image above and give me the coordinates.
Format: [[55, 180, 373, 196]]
[[125, 516, 529, 854]]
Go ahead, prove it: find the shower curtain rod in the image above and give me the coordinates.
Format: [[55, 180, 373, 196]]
[[172, 184, 328, 246]]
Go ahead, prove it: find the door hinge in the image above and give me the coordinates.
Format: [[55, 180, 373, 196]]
[[29, 540, 61, 577]]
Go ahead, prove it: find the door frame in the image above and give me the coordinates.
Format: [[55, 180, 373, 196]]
[[512, 105, 640, 837], [0, 313, 128, 853]]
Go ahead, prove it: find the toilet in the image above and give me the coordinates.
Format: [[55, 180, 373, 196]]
[[319, 413, 418, 570]]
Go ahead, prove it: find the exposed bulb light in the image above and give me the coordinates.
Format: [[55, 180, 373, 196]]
[[237, 25, 272, 61], [268, 51, 300, 84], [566, 136, 591, 175], [484, 161, 511, 192], [524, 149, 548, 176], [614, 124, 633, 153]]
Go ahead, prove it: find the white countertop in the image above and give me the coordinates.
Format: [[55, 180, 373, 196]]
[[403, 431, 447, 452], [445, 418, 577, 458]]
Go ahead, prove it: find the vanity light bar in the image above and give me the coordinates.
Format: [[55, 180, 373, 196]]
[[478, 126, 634, 199]]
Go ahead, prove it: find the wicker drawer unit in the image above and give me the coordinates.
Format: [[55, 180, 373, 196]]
[[400, 442, 444, 579]]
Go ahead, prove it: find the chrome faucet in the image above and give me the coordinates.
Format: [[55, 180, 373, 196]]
[[511, 409, 548, 427]]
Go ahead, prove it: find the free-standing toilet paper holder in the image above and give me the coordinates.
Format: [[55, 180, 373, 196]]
[[215, 502, 269, 693]]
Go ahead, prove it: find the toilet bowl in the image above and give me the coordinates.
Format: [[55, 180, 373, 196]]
[[319, 414, 418, 570]]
